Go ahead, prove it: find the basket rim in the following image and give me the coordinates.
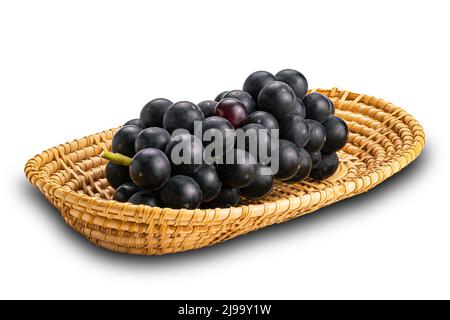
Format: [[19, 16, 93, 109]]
[[24, 87, 426, 222]]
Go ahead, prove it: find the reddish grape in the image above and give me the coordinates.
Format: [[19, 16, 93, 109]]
[[214, 98, 248, 128]]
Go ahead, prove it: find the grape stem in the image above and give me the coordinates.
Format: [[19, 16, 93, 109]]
[[102, 151, 132, 166]]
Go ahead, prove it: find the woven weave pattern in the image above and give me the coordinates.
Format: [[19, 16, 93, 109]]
[[24, 88, 425, 255]]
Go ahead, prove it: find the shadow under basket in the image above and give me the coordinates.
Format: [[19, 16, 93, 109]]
[[24, 88, 425, 255]]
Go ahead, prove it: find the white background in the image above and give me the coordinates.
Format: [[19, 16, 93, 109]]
[[0, 0, 449, 300]]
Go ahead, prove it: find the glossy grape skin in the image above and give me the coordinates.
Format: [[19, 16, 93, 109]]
[[289, 148, 312, 182], [160, 175, 202, 209], [223, 90, 256, 114], [128, 190, 161, 207], [278, 115, 310, 149], [274, 139, 301, 181], [165, 133, 204, 175], [135, 127, 171, 153], [241, 163, 274, 199], [112, 125, 141, 158], [310, 152, 339, 180], [197, 100, 217, 118], [309, 150, 322, 169], [215, 91, 229, 102], [322, 116, 349, 153], [140, 98, 173, 128], [286, 99, 306, 119], [303, 92, 333, 123], [190, 164, 222, 202], [206, 187, 241, 208], [258, 81, 296, 119], [304, 119, 326, 152], [247, 111, 279, 130], [243, 71, 277, 101], [124, 118, 143, 128], [275, 69, 309, 99], [217, 149, 257, 188], [130, 148, 171, 190], [202, 116, 235, 160], [238, 123, 272, 161], [214, 98, 248, 128], [113, 182, 141, 202], [105, 162, 131, 189], [163, 101, 205, 134]]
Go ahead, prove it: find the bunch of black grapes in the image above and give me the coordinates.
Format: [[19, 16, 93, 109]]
[[105, 69, 349, 209]]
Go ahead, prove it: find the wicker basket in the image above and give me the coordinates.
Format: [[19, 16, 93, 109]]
[[24, 88, 425, 255]]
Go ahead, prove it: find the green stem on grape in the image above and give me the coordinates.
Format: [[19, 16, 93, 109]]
[[102, 151, 132, 166]]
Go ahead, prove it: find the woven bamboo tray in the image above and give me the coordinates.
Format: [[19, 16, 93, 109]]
[[24, 88, 425, 255]]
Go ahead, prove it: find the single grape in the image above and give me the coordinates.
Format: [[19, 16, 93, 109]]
[[310, 152, 339, 180], [238, 123, 272, 162], [243, 71, 277, 101], [289, 148, 312, 182], [273, 139, 301, 181], [206, 187, 241, 208], [124, 118, 143, 128], [135, 127, 171, 153], [286, 98, 306, 119], [190, 164, 222, 202], [309, 150, 322, 169], [202, 116, 235, 161], [223, 90, 256, 114], [275, 69, 309, 99], [304, 119, 326, 152], [128, 190, 161, 207], [165, 133, 204, 175], [214, 98, 248, 128], [197, 100, 217, 118], [113, 182, 141, 202], [112, 125, 141, 158], [105, 162, 131, 189], [278, 115, 309, 149], [160, 175, 202, 209], [163, 101, 205, 134], [247, 111, 279, 130], [241, 163, 274, 199], [140, 98, 173, 128], [258, 81, 296, 119], [130, 148, 171, 190], [303, 92, 333, 123], [322, 115, 349, 153], [217, 149, 257, 188], [215, 91, 229, 102]]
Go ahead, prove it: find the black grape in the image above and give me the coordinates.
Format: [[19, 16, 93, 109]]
[[215, 91, 229, 102], [309, 150, 322, 169], [202, 116, 235, 161], [130, 148, 171, 190], [190, 164, 222, 202], [113, 182, 141, 202], [128, 190, 161, 207], [223, 90, 256, 114], [286, 98, 306, 119], [278, 115, 309, 149], [135, 127, 171, 153], [276, 69, 309, 99], [160, 175, 202, 209], [289, 148, 312, 182], [124, 118, 143, 128], [274, 139, 301, 181], [247, 111, 279, 130], [163, 101, 205, 134], [112, 125, 141, 158], [322, 115, 349, 153], [310, 152, 339, 180], [217, 149, 257, 188], [304, 119, 326, 152], [241, 163, 274, 199], [140, 98, 173, 128], [206, 187, 241, 208], [105, 162, 131, 189], [303, 92, 333, 123], [238, 123, 272, 162], [243, 71, 277, 101], [198, 100, 217, 118], [258, 81, 296, 119]]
